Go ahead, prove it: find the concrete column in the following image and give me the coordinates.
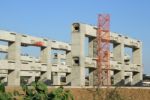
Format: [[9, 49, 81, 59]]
[[113, 39, 125, 85], [89, 37, 94, 57], [124, 72, 132, 86], [113, 70, 124, 85], [8, 34, 21, 86], [53, 72, 61, 85], [88, 37, 98, 86], [89, 69, 94, 86], [113, 43, 124, 62], [125, 76, 132, 86], [40, 40, 51, 84], [71, 23, 85, 86], [132, 72, 142, 86], [66, 51, 71, 85], [28, 76, 35, 84], [66, 51, 71, 66], [89, 69, 97, 86], [132, 42, 142, 86], [57, 54, 61, 65], [66, 73, 71, 85], [133, 45, 142, 65]]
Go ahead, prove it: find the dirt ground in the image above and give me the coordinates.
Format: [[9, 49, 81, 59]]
[[49, 87, 150, 100], [70, 88, 150, 100], [5, 86, 150, 100]]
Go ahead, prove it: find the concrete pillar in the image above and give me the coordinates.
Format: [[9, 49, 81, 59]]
[[66, 51, 71, 85], [66, 51, 71, 66], [28, 76, 35, 84], [71, 23, 85, 86], [66, 73, 71, 85], [132, 42, 142, 86], [113, 39, 125, 85], [57, 54, 61, 65], [8, 34, 21, 86], [113, 43, 124, 62], [133, 46, 142, 65], [124, 72, 132, 86], [89, 69, 97, 86], [113, 70, 124, 85], [125, 76, 132, 86], [53, 72, 61, 85], [39, 40, 51, 84], [89, 37, 95, 57], [132, 72, 142, 86]]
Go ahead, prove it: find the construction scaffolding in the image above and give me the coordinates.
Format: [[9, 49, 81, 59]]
[[97, 14, 111, 86]]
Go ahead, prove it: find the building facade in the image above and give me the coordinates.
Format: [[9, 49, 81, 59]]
[[0, 23, 143, 86]]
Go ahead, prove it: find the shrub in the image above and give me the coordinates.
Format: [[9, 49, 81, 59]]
[[0, 82, 12, 100], [22, 81, 48, 100], [22, 81, 74, 100], [48, 86, 74, 100]]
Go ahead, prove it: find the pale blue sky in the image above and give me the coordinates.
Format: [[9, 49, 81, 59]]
[[0, 0, 149, 74]]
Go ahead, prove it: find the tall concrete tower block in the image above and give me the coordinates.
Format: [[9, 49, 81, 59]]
[[71, 23, 86, 86]]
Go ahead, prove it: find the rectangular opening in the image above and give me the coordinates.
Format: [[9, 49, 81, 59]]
[[73, 56, 80, 66], [72, 23, 80, 32], [110, 43, 113, 60], [124, 47, 132, 64], [0, 41, 8, 60], [51, 50, 66, 65], [21, 46, 41, 62], [84, 37, 89, 57]]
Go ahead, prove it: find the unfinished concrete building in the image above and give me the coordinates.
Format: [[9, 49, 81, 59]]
[[0, 22, 143, 86]]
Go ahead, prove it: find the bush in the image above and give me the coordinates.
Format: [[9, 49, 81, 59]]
[[0, 82, 12, 100], [22, 82, 74, 100], [22, 81, 48, 100], [48, 86, 74, 100]]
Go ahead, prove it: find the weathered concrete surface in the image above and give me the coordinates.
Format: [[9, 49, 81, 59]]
[[0, 22, 143, 86]]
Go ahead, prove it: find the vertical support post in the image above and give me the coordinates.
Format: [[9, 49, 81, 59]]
[[57, 54, 61, 65], [88, 37, 97, 86], [66, 51, 72, 85], [133, 43, 142, 65], [113, 39, 125, 85], [132, 72, 141, 85], [40, 40, 51, 85], [132, 42, 142, 85], [89, 69, 97, 86], [28, 76, 35, 84], [53, 72, 61, 85], [8, 34, 21, 86], [125, 73, 132, 86], [71, 23, 85, 86]]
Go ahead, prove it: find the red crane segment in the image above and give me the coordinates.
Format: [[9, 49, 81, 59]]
[[97, 14, 110, 86]]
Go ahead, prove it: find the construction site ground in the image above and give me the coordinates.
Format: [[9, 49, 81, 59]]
[[5, 86, 150, 100]]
